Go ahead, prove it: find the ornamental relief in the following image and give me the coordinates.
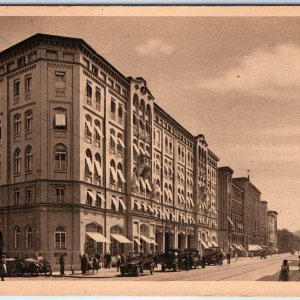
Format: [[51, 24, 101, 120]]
[[7, 64, 36, 79], [48, 63, 72, 69]]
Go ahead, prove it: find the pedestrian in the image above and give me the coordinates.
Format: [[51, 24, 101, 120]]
[[0, 255, 7, 281], [59, 253, 65, 276], [218, 252, 224, 266], [81, 254, 87, 274], [226, 252, 231, 265], [201, 255, 206, 269], [116, 254, 121, 272], [278, 259, 289, 281], [106, 252, 111, 269], [298, 255, 300, 279], [234, 252, 238, 263], [92, 255, 99, 274]]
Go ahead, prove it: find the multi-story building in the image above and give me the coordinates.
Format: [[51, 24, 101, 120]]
[[0, 33, 219, 268], [258, 200, 268, 246], [267, 210, 278, 250], [217, 167, 245, 254]]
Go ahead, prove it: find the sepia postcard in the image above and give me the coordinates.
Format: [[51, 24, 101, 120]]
[[0, 5, 300, 297]]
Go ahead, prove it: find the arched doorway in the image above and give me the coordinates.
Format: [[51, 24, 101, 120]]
[[165, 231, 174, 251], [187, 234, 194, 248], [110, 226, 124, 256], [140, 224, 149, 254], [85, 223, 103, 257], [178, 232, 186, 250]]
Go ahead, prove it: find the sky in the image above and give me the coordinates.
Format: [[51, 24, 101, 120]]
[[0, 16, 299, 232]]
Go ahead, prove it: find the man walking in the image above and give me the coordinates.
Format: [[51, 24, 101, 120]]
[[226, 252, 231, 265], [0, 255, 6, 281], [59, 253, 65, 276]]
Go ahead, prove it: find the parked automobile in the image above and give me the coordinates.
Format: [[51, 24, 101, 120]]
[[120, 252, 155, 277], [16, 258, 52, 277], [184, 248, 201, 269], [158, 249, 187, 272], [204, 247, 221, 265]]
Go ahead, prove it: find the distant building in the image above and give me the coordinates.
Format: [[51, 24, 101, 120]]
[[259, 201, 268, 246], [217, 167, 245, 254], [267, 210, 278, 250]]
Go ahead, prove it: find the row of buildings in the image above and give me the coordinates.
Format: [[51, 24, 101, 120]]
[[0, 34, 277, 268]]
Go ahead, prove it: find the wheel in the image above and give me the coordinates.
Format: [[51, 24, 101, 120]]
[[161, 264, 166, 272], [16, 262, 24, 277], [135, 267, 140, 277], [44, 266, 52, 277], [30, 265, 38, 277]]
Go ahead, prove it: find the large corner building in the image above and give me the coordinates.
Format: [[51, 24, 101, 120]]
[[0, 34, 219, 268]]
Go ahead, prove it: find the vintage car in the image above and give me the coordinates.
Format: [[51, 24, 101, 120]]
[[158, 249, 188, 272], [120, 252, 155, 277], [204, 247, 222, 265], [184, 248, 201, 269], [16, 258, 52, 277]]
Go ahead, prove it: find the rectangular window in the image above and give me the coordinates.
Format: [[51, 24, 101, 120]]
[[86, 190, 93, 206], [25, 75, 32, 92], [115, 84, 121, 93], [108, 78, 114, 88], [111, 99, 116, 119], [7, 61, 15, 71], [14, 115, 21, 135], [55, 71, 66, 89], [63, 52, 74, 62], [17, 56, 25, 67], [46, 50, 58, 60], [100, 72, 106, 82], [92, 65, 98, 76], [54, 113, 67, 130], [95, 88, 101, 110], [14, 79, 20, 96], [26, 188, 32, 204], [83, 58, 90, 69], [56, 186, 65, 202], [25, 111, 33, 132], [28, 51, 37, 62], [86, 81, 92, 100], [14, 189, 20, 205]]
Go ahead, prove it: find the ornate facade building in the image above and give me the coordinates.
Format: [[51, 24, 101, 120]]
[[267, 210, 278, 251], [0, 33, 219, 268]]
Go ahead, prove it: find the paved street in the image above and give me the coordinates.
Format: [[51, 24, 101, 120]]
[[4, 253, 299, 281]]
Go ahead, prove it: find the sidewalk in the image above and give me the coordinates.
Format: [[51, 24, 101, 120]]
[[52, 267, 120, 279]]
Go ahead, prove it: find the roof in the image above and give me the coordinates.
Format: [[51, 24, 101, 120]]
[[0, 33, 129, 85], [233, 177, 261, 194]]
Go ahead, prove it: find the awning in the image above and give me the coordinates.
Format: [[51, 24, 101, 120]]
[[133, 143, 139, 154], [85, 157, 93, 173], [96, 192, 106, 206], [110, 167, 118, 182], [168, 165, 174, 174], [256, 245, 263, 250], [55, 113, 66, 126], [190, 197, 195, 207], [145, 179, 152, 192], [145, 150, 150, 157], [147, 204, 154, 213], [86, 232, 110, 243], [248, 244, 260, 251], [207, 241, 213, 248], [94, 160, 101, 176], [239, 245, 246, 252], [111, 197, 119, 210], [164, 162, 169, 172], [133, 201, 141, 210], [87, 190, 95, 201], [150, 239, 158, 245], [119, 198, 126, 210], [142, 202, 148, 212], [85, 121, 92, 134], [228, 216, 234, 226], [140, 178, 146, 190], [139, 147, 145, 156], [117, 137, 125, 148], [111, 234, 132, 244], [200, 240, 209, 249], [117, 169, 126, 183], [134, 238, 141, 245], [155, 159, 161, 168], [212, 241, 218, 247], [95, 126, 102, 139], [156, 184, 162, 195], [229, 245, 235, 251], [140, 235, 153, 244]]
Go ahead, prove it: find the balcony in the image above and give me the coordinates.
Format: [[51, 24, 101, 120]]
[[86, 97, 92, 106], [133, 125, 138, 135], [111, 112, 116, 121], [118, 117, 123, 126], [140, 130, 146, 139], [25, 91, 32, 100], [96, 103, 101, 111]]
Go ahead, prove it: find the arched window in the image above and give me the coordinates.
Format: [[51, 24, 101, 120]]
[[85, 149, 93, 175], [14, 226, 21, 249], [94, 120, 101, 141], [86, 223, 103, 256], [110, 160, 117, 187], [117, 163, 125, 189], [14, 113, 21, 135], [110, 226, 123, 256], [25, 110, 33, 132], [117, 133, 123, 153], [54, 144, 67, 171], [26, 226, 32, 249], [14, 148, 21, 174], [118, 105, 123, 119], [95, 153, 101, 177], [133, 94, 139, 112], [25, 145, 33, 172], [139, 99, 145, 118], [55, 225, 66, 249], [133, 114, 138, 126]]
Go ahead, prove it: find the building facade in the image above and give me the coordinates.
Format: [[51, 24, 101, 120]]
[[267, 210, 278, 250], [0, 34, 219, 268], [217, 167, 245, 254]]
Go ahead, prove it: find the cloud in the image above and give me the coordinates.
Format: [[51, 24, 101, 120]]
[[135, 38, 174, 57], [193, 44, 300, 99]]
